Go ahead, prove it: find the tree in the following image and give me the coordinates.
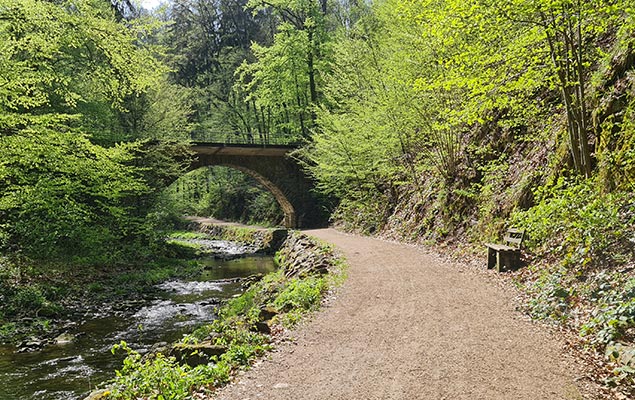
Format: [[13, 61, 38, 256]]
[[0, 0, 190, 260], [491, 0, 629, 178], [236, 0, 334, 140], [0, 130, 150, 260], [0, 0, 168, 135], [162, 0, 273, 140]]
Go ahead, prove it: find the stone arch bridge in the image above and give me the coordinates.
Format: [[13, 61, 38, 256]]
[[189, 142, 325, 228]]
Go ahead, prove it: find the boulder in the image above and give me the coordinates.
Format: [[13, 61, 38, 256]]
[[253, 321, 271, 334], [54, 333, 74, 345], [170, 341, 227, 367], [259, 306, 278, 321]]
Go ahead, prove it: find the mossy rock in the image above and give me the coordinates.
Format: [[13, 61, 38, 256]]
[[170, 341, 228, 367]]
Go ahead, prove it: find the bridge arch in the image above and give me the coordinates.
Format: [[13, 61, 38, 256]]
[[189, 144, 325, 228], [216, 163, 296, 228]]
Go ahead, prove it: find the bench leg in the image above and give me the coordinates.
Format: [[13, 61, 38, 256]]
[[487, 248, 497, 269], [508, 251, 521, 270], [498, 251, 521, 272], [496, 251, 504, 272]]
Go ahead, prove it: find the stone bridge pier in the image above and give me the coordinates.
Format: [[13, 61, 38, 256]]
[[190, 144, 326, 228]]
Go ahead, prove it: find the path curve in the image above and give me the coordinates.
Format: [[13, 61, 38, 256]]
[[214, 229, 585, 400]]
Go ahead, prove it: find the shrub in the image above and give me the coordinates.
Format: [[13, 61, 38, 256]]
[[273, 277, 327, 313], [512, 178, 635, 270], [108, 341, 230, 399]]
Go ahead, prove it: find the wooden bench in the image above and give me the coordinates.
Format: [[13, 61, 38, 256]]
[[485, 228, 525, 272]]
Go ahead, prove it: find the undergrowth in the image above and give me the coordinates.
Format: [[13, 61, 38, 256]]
[[511, 178, 635, 391]]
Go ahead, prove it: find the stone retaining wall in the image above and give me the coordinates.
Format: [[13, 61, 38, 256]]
[[187, 221, 288, 254]]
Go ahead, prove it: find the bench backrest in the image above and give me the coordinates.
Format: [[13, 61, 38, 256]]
[[503, 228, 525, 249]]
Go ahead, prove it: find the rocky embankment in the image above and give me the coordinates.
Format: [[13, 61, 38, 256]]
[[276, 231, 335, 278], [186, 218, 288, 255]]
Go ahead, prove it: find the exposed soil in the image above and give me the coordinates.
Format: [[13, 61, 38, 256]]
[[213, 228, 600, 400]]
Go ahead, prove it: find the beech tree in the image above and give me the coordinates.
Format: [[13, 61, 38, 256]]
[[0, 0, 188, 260], [236, 0, 333, 140]]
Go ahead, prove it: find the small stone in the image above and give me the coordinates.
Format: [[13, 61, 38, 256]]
[[273, 383, 290, 389], [54, 333, 74, 345]]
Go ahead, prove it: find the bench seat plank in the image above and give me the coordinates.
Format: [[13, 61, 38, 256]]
[[484, 243, 517, 252]]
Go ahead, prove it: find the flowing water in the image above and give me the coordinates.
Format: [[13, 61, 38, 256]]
[[0, 253, 276, 400]]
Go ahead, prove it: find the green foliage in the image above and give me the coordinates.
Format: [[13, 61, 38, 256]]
[[512, 178, 635, 269], [0, 131, 151, 260], [0, 0, 166, 126], [575, 276, 635, 388], [166, 231, 209, 240], [581, 278, 635, 346], [108, 341, 230, 399], [237, 23, 315, 139], [523, 269, 572, 322], [236, 0, 334, 139], [162, 0, 273, 140], [272, 276, 327, 326], [512, 179, 635, 388], [220, 287, 261, 323], [0, 0, 192, 261], [165, 166, 283, 226], [606, 343, 635, 387], [273, 276, 326, 312], [108, 244, 337, 397]]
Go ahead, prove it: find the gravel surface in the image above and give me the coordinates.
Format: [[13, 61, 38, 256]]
[[213, 229, 591, 400]]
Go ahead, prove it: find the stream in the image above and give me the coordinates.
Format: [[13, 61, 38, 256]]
[[0, 247, 276, 400]]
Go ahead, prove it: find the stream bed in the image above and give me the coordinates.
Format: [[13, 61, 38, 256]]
[[0, 253, 276, 400]]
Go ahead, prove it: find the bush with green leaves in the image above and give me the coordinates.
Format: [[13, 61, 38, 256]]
[[522, 269, 572, 322], [108, 341, 231, 400], [512, 178, 635, 270], [273, 277, 327, 313], [606, 343, 635, 387], [581, 277, 635, 348]]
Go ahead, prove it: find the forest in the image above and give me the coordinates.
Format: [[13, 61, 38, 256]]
[[1, 0, 635, 396]]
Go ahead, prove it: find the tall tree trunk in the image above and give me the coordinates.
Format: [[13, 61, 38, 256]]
[[542, 6, 592, 178]]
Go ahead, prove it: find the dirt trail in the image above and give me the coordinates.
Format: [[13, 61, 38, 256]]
[[214, 229, 587, 400]]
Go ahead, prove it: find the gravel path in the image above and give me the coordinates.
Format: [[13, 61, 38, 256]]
[[214, 228, 587, 400]]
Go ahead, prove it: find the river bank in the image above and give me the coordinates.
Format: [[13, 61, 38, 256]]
[[0, 220, 345, 399], [98, 228, 345, 399], [0, 254, 275, 400], [0, 220, 284, 346], [0, 222, 292, 399]]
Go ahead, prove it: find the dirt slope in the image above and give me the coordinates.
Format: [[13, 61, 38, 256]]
[[214, 229, 589, 400]]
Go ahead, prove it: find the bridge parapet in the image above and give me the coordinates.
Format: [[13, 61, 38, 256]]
[[191, 131, 303, 147]]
